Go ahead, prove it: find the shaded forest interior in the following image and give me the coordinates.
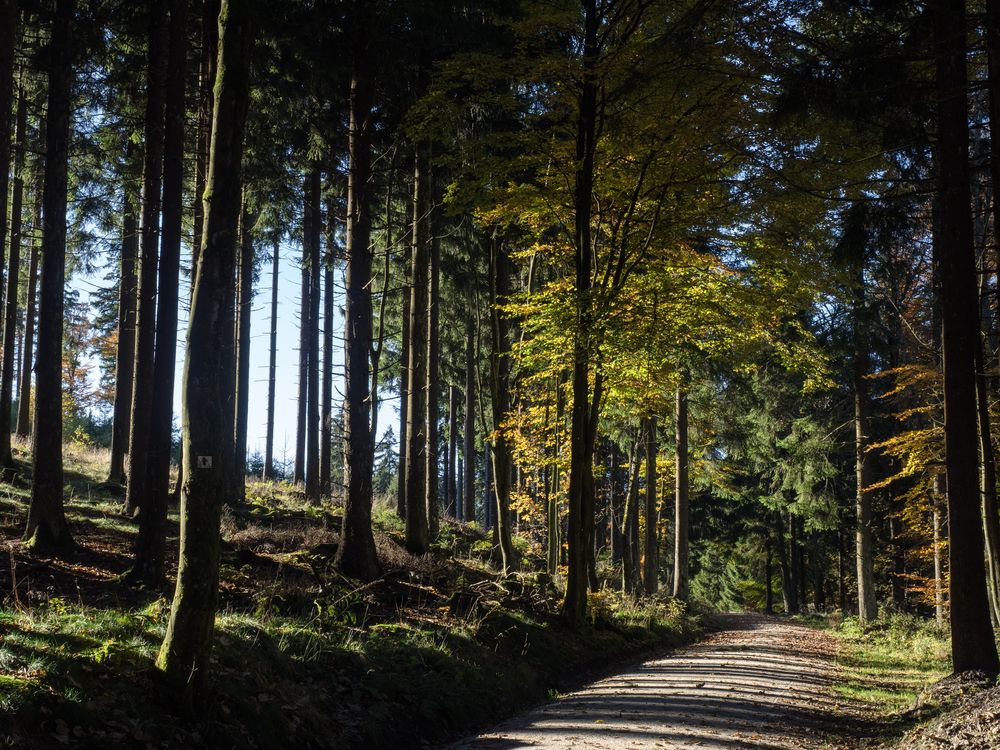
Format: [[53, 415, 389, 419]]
[[1, 0, 1000, 748]]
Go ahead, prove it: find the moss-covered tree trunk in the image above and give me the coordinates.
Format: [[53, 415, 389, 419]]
[[156, 0, 253, 698], [334, 8, 380, 580], [24, 0, 74, 552]]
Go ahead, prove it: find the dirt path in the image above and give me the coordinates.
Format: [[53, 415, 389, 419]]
[[449, 614, 861, 750]]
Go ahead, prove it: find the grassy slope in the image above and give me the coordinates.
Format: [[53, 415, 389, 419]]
[[0, 441, 701, 750]]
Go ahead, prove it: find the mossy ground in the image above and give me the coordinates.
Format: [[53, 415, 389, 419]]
[[0, 440, 701, 749]]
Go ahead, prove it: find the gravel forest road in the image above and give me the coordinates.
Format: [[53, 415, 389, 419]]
[[449, 614, 861, 750]]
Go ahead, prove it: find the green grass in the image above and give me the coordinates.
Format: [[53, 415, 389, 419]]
[[832, 612, 951, 712], [0, 440, 703, 749]]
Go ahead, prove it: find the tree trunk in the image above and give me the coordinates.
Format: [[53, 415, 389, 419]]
[[934, 0, 1000, 674], [673, 386, 690, 600], [124, 1, 168, 517], [764, 533, 774, 614], [107, 141, 138, 485], [233, 200, 255, 501], [426, 225, 441, 539], [23, 0, 74, 552], [853, 269, 877, 623], [976, 311, 1000, 626], [488, 239, 516, 570], [622, 433, 642, 595], [333, 13, 380, 580], [294, 253, 308, 485], [191, 0, 218, 283], [156, 0, 253, 698], [129, 0, 187, 585], [404, 143, 430, 554], [305, 166, 321, 501], [563, 0, 599, 626], [933, 474, 947, 626], [14, 181, 38, 440], [263, 237, 279, 479], [447, 385, 458, 517], [0, 1, 17, 378], [396, 254, 411, 519], [463, 310, 476, 522], [642, 415, 658, 595], [0, 78, 26, 472], [610, 440, 623, 564], [320, 223, 334, 495]]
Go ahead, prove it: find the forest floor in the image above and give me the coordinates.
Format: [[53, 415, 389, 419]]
[[0, 440, 702, 750]]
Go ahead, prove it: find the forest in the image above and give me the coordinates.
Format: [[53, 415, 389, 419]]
[[1, 0, 1000, 748]]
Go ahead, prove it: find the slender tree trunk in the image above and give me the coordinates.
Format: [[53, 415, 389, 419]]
[[23, 0, 74, 551], [564, 0, 599, 626], [294, 173, 313, 487], [853, 271, 877, 622], [426, 226, 441, 538], [233, 201, 255, 501], [305, 166, 321, 501], [129, 0, 187, 585], [14, 183, 38, 440], [191, 0, 218, 283], [488, 239, 516, 570], [404, 143, 430, 554], [642, 415, 658, 595], [334, 12, 380, 580], [447, 385, 458, 517], [463, 310, 476, 522], [0, 79, 26, 472], [124, 2, 168, 517], [320, 226, 334, 494], [935, 0, 1000, 674], [156, 0, 253, 698], [673, 386, 690, 600], [976, 308, 1000, 626], [396, 255, 411, 519], [764, 534, 774, 614], [934, 474, 947, 626], [775, 512, 794, 614], [622, 433, 642, 595], [610, 440, 623, 564], [263, 237, 279, 479], [107, 143, 138, 485], [0, 1, 17, 363], [789, 513, 801, 610], [837, 528, 847, 613]]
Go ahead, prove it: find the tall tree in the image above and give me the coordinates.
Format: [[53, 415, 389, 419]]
[[305, 166, 321, 501], [14, 178, 39, 440], [106, 141, 138, 485], [233, 200, 256, 499], [0, 78, 27, 472], [933, 0, 1000, 675], [462, 310, 475, 522], [124, 1, 169, 517], [404, 143, 430, 554], [157, 0, 254, 697], [673, 386, 689, 600], [23, 0, 75, 551], [563, 0, 600, 627], [262, 236, 279, 479], [853, 269, 877, 623], [0, 0, 16, 365], [642, 415, 658, 595], [334, 2, 380, 580]]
